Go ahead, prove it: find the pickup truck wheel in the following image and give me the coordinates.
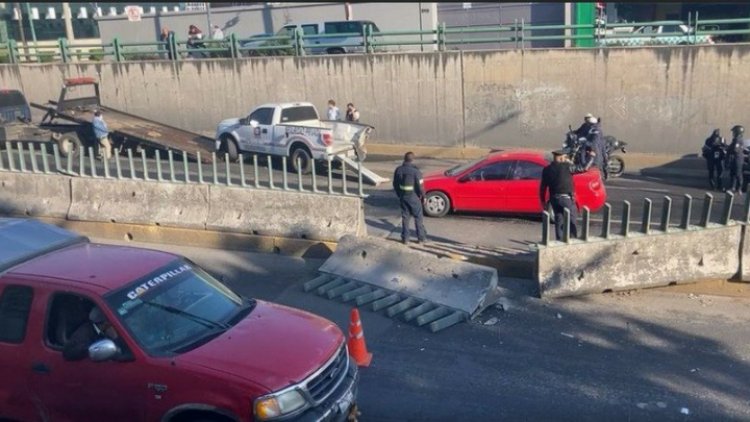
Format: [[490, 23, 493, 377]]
[[57, 134, 82, 158], [222, 135, 239, 162], [424, 191, 450, 218], [290, 146, 313, 174]]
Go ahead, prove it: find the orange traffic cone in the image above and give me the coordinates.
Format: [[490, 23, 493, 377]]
[[347, 308, 372, 367]]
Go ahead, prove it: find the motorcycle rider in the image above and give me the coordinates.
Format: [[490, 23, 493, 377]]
[[726, 125, 745, 194], [574, 113, 596, 140], [701, 128, 726, 191], [585, 117, 608, 179]]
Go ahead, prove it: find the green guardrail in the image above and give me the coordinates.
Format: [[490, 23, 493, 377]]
[[2, 16, 750, 64]]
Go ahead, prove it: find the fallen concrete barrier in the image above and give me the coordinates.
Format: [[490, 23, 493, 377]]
[[206, 186, 366, 242], [0, 172, 71, 218], [536, 192, 747, 298], [68, 178, 210, 230], [305, 235, 501, 332]]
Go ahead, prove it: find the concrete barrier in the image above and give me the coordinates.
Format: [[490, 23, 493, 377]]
[[537, 224, 742, 298], [0, 172, 71, 219], [535, 192, 748, 298], [68, 178, 210, 230], [307, 235, 501, 331], [206, 186, 366, 242]]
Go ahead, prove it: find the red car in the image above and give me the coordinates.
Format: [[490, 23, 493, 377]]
[[0, 218, 357, 422], [422, 150, 607, 217]]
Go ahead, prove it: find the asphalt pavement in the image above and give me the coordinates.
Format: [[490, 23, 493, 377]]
[[94, 237, 750, 421]]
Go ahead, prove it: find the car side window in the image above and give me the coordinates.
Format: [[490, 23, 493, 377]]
[[301, 24, 319, 35], [0, 284, 34, 344], [467, 161, 513, 181], [249, 108, 274, 125], [45, 293, 97, 350], [511, 161, 544, 180]]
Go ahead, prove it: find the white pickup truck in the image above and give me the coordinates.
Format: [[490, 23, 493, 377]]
[[215, 102, 373, 174], [596, 24, 714, 47]]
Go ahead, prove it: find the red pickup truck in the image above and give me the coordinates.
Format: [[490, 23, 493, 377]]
[[0, 218, 358, 421]]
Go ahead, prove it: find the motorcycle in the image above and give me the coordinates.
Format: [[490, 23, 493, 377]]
[[563, 123, 628, 179], [604, 136, 628, 178]]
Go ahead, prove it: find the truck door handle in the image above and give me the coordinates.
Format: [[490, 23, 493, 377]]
[[32, 362, 51, 374]]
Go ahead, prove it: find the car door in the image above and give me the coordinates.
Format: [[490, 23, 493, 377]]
[[239, 107, 275, 154], [453, 160, 513, 212], [0, 282, 38, 421], [27, 289, 146, 422], [505, 159, 546, 213]]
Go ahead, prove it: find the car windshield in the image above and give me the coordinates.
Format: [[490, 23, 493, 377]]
[[445, 157, 486, 177], [105, 259, 253, 357]]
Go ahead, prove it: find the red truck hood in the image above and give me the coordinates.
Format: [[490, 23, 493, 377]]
[[175, 300, 344, 391]]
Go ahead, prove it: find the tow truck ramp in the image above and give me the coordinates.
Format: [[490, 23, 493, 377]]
[[303, 235, 502, 332], [334, 155, 390, 186]]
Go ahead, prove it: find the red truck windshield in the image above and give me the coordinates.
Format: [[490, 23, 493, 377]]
[[105, 259, 252, 356]]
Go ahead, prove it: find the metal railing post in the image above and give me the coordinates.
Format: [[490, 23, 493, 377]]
[[113, 37, 123, 62], [229, 32, 238, 59], [438, 22, 446, 52], [58, 38, 69, 63], [8, 39, 18, 64]]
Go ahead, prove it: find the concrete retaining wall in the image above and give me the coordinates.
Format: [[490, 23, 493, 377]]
[[0, 172, 71, 219], [206, 186, 365, 240], [0, 172, 364, 242], [537, 224, 743, 298], [8, 44, 750, 155]]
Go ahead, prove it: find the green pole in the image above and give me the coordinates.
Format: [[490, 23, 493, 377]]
[[574, 2, 596, 47]]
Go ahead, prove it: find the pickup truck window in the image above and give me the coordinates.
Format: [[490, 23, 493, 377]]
[[302, 24, 319, 35], [0, 285, 34, 344], [105, 260, 249, 356], [249, 107, 275, 125], [281, 106, 319, 123], [324, 21, 363, 34], [0, 90, 27, 108], [45, 292, 96, 349]]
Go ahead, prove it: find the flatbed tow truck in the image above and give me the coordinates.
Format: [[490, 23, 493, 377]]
[[30, 77, 215, 162]]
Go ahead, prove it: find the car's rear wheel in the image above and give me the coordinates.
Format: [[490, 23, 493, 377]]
[[290, 145, 313, 174], [424, 191, 450, 217]]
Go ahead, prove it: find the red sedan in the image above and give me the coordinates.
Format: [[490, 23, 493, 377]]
[[422, 150, 607, 217]]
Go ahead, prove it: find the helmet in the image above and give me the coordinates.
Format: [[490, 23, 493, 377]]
[[732, 125, 744, 135], [587, 117, 598, 124]]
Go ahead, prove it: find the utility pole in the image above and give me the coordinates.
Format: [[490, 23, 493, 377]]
[[62, 3, 74, 41], [206, 2, 212, 33], [15, 3, 28, 57]]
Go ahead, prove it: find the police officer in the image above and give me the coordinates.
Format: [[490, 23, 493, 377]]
[[393, 151, 427, 244], [702, 128, 725, 191], [726, 125, 745, 194], [540, 150, 578, 240]]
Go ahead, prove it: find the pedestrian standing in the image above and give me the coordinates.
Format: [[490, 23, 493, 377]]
[[701, 128, 726, 191], [92, 110, 112, 160], [345, 103, 360, 122], [160, 27, 175, 60], [393, 152, 427, 244], [540, 150, 578, 240], [726, 125, 745, 194], [327, 100, 341, 121], [211, 25, 224, 41], [187, 24, 206, 58]]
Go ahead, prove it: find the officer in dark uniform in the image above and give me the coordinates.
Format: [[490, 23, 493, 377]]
[[726, 125, 745, 194], [393, 151, 427, 244], [701, 128, 725, 191], [540, 150, 578, 240]]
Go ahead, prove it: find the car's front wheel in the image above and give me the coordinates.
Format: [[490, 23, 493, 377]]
[[424, 191, 450, 217]]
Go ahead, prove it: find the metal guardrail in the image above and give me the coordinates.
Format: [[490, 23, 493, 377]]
[[0, 141, 368, 198], [539, 191, 750, 246], [2, 16, 750, 63]]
